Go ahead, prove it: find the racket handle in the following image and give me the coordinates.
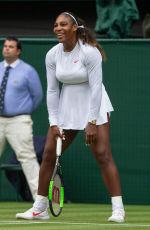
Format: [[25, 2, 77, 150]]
[[56, 137, 62, 156]]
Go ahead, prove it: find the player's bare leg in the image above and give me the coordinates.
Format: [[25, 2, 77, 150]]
[[16, 129, 78, 220], [90, 117, 125, 223]]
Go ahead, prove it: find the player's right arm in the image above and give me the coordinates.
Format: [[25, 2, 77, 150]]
[[45, 47, 59, 128]]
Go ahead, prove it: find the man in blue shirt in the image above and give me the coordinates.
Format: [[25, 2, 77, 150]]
[[0, 36, 43, 200]]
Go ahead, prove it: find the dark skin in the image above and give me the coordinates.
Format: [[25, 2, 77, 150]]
[[38, 115, 121, 197], [38, 14, 121, 197]]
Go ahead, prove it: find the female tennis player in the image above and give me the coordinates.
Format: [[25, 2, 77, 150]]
[[16, 11, 125, 222]]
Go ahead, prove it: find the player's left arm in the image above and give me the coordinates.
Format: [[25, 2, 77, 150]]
[[85, 46, 103, 123]]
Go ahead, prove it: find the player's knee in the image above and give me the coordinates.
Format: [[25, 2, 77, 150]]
[[95, 146, 111, 166]]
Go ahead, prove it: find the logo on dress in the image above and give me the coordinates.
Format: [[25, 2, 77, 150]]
[[73, 60, 79, 63]]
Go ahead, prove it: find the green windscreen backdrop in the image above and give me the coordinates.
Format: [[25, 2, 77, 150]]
[[0, 38, 150, 204]]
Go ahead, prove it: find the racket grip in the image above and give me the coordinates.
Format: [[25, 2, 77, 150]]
[[56, 137, 62, 156]]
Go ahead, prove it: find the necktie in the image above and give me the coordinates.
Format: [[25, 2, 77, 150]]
[[0, 66, 11, 114]]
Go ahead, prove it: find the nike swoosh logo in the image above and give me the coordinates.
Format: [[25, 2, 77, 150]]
[[32, 211, 43, 216], [74, 60, 79, 63]]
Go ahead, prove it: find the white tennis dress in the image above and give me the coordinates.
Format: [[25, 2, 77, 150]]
[[45, 40, 113, 130]]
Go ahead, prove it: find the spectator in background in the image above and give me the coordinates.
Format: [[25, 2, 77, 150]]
[[0, 36, 43, 201], [142, 14, 150, 38], [95, 0, 140, 38]]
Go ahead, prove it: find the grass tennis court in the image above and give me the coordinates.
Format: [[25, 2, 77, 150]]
[[1, 202, 150, 230]]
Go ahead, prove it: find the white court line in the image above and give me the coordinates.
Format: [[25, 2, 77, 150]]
[[0, 221, 150, 227]]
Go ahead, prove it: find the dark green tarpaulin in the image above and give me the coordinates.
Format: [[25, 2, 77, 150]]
[[95, 0, 140, 38]]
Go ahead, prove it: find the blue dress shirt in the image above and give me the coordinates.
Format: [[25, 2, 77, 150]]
[[0, 59, 43, 116]]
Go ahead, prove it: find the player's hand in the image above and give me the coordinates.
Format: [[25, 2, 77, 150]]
[[51, 126, 65, 140], [85, 123, 97, 145]]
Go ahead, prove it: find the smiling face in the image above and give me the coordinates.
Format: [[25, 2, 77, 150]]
[[53, 14, 78, 45]]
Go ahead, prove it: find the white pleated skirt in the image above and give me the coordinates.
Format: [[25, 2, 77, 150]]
[[58, 82, 114, 130]]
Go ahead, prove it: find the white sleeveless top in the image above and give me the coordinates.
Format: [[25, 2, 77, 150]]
[[45, 41, 113, 130]]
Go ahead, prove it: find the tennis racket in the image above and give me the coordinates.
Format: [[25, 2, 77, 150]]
[[48, 135, 64, 217]]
